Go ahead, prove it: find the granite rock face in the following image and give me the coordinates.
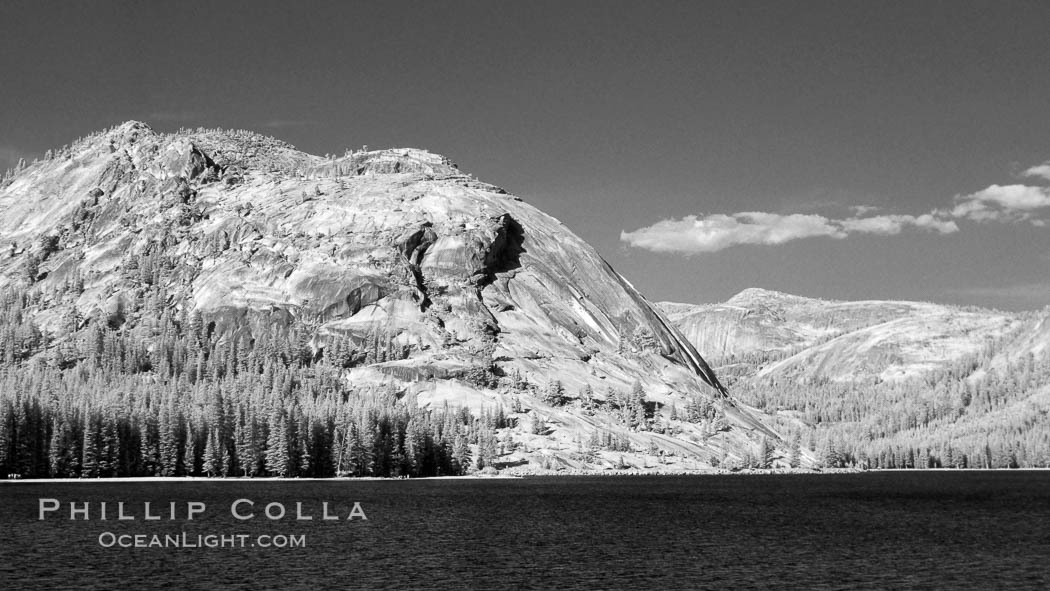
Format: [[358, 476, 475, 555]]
[[0, 122, 778, 468], [659, 288, 1032, 384]]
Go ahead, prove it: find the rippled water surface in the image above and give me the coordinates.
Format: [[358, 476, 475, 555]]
[[2, 472, 1048, 590]]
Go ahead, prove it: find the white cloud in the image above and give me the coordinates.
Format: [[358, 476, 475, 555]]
[[1023, 162, 1050, 181], [623, 157, 1048, 255], [620, 213, 838, 254], [621, 210, 955, 255], [838, 215, 908, 235], [951, 184, 1050, 222], [850, 205, 882, 216], [838, 213, 960, 235], [913, 213, 961, 233]]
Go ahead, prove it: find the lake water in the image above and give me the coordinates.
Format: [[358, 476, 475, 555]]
[[1, 472, 1048, 590]]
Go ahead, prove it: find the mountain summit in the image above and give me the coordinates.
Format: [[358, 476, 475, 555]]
[[0, 122, 780, 475]]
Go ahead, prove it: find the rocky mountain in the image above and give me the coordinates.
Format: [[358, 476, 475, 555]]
[[658, 288, 1036, 384], [0, 122, 785, 477], [659, 289, 1050, 469]]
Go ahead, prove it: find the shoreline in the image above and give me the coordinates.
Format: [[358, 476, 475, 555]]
[[3, 467, 1047, 484]]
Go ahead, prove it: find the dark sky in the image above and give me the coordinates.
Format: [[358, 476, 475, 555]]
[[3, 1, 1050, 310]]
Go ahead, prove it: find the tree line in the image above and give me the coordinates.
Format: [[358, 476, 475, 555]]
[[0, 285, 515, 479], [733, 336, 1050, 470]]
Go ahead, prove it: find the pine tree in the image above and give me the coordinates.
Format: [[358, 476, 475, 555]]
[[181, 428, 196, 476], [823, 440, 841, 469], [219, 439, 230, 477], [48, 418, 77, 477], [758, 437, 773, 469], [579, 384, 593, 410], [265, 413, 290, 477], [235, 412, 259, 477], [542, 379, 564, 406], [587, 430, 601, 451], [99, 412, 120, 477], [788, 432, 802, 468], [477, 428, 498, 470], [0, 402, 12, 475], [158, 404, 179, 476], [452, 431, 471, 475], [404, 419, 425, 476], [81, 413, 100, 477], [204, 429, 220, 476]]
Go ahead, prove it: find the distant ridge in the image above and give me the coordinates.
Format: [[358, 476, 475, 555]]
[[659, 288, 1050, 469]]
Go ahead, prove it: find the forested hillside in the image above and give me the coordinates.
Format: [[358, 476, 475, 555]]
[[0, 283, 515, 478], [662, 291, 1050, 469], [0, 281, 750, 478]]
